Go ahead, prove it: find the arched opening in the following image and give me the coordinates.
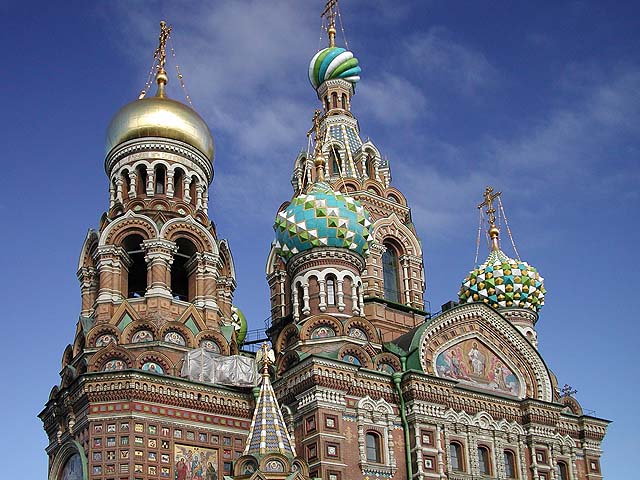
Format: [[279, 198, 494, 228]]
[[365, 432, 382, 463], [122, 234, 147, 298], [341, 93, 347, 109], [155, 165, 166, 194], [136, 165, 147, 196], [189, 176, 197, 206], [504, 450, 517, 478], [324, 96, 330, 112], [382, 242, 401, 303], [297, 283, 304, 318], [478, 446, 491, 475], [174, 169, 184, 199], [326, 275, 336, 306], [331, 92, 338, 109], [449, 442, 464, 472], [365, 152, 376, 179], [121, 169, 131, 200], [329, 147, 341, 176], [171, 238, 197, 301], [557, 461, 570, 480]]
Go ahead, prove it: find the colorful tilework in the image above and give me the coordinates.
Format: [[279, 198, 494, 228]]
[[273, 181, 373, 259], [459, 249, 546, 312]]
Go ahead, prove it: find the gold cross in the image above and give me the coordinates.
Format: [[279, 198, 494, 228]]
[[321, 0, 339, 47], [478, 186, 501, 227], [154, 20, 172, 71]]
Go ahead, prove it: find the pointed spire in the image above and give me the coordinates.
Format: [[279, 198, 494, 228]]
[[478, 186, 502, 251], [244, 344, 296, 458]]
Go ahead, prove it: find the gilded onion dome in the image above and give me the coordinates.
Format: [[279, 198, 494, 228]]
[[105, 23, 214, 162], [273, 181, 373, 259], [308, 46, 361, 90]]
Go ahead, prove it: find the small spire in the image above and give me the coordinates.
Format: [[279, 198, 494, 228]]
[[244, 344, 296, 458], [307, 109, 326, 182], [478, 186, 502, 251], [321, 0, 338, 47], [153, 20, 172, 97]]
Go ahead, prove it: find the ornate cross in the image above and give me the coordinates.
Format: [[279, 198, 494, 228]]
[[561, 384, 578, 397], [478, 186, 502, 227], [154, 20, 172, 71], [321, 0, 339, 47]]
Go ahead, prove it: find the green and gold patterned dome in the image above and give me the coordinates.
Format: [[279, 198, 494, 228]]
[[273, 182, 373, 259], [308, 46, 361, 90], [458, 247, 546, 313]]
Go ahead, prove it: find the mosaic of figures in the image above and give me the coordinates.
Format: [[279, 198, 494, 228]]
[[174, 443, 218, 480], [435, 338, 522, 397], [60, 453, 82, 480]]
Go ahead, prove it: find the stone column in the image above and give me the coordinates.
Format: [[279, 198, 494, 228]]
[[183, 177, 192, 203], [351, 282, 360, 315], [77, 266, 98, 316], [128, 171, 137, 199], [95, 245, 127, 304], [302, 283, 311, 315], [166, 169, 175, 198], [202, 186, 209, 215], [318, 278, 327, 311], [337, 279, 345, 311], [186, 252, 219, 310], [109, 181, 116, 208], [195, 183, 204, 210], [436, 424, 446, 479], [115, 176, 124, 203], [142, 239, 177, 298], [146, 166, 155, 196]]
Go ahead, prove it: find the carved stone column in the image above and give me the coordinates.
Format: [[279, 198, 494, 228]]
[[142, 239, 177, 298], [146, 166, 155, 196], [166, 170, 175, 198], [77, 266, 98, 316], [128, 171, 137, 198], [185, 252, 219, 310], [95, 245, 127, 304]]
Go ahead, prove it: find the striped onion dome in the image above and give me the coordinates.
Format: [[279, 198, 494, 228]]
[[308, 46, 361, 89]]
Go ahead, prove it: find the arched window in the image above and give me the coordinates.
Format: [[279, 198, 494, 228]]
[[557, 461, 570, 480], [365, 432, 382, 463], [331, 92, 338, 109], [123, 234, 147, 298], [329, 148, 341, 176], [478, 446, 491, 475], [155, 165, 166, 194], [171, 238, 197, 301], [174, 169, 184, 199], [121, 170, 131, 200], [341, 93, 347, 109], [382, 242, 400, 303], [326, 276, 336, 305], [449, 442, 463, 471], [296, 283, 304, 318], [325, 96, 330, 112], [189, 177, 197, 206], [365, 154, 375, 179], [504, 450, 517, 478], [136, 165, 147, 196]]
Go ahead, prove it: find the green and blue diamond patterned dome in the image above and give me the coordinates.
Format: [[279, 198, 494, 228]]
[[273, 182, 372, 259], [308, 46, 361, 89], [458, 248, 546, 313]]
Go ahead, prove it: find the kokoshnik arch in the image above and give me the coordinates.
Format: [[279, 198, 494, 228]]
[[41, 3, 608, 480]]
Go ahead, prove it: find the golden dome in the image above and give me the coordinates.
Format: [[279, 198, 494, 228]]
[[105, 89, 214, 161]]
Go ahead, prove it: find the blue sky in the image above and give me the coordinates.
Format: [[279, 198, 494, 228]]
[[1, 0, 638, 477]]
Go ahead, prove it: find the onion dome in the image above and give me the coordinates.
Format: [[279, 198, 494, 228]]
[[231, 306, 248, 345], [458, 243, 546, 313], [105, 66, 214, 161], [273, 181, 373, 259], [308, 46, 361, 89]]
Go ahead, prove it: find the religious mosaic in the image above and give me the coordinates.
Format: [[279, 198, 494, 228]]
[[60, 453, 82, 480], [435, 338, 522, 397], [174, 444, 218, 480], [132, 329, 153, 343]]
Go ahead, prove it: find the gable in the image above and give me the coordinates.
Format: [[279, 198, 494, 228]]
[[418, 303, 553, 402]]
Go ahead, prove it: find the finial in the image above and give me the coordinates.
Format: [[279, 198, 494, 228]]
[[322, 0, 338, 47], [307, 109, 326, 181], [478, 186, 502, 251], [153, 20, 172, 97], [259, 343, 275, 377]]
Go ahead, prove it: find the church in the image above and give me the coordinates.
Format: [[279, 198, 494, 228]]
[[40, 3, 609, 480]]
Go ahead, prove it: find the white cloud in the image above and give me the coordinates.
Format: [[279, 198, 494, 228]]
[[357, 73, 428, 125]]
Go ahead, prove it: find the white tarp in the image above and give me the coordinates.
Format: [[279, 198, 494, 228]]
[[181, 349, 258, 387]]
